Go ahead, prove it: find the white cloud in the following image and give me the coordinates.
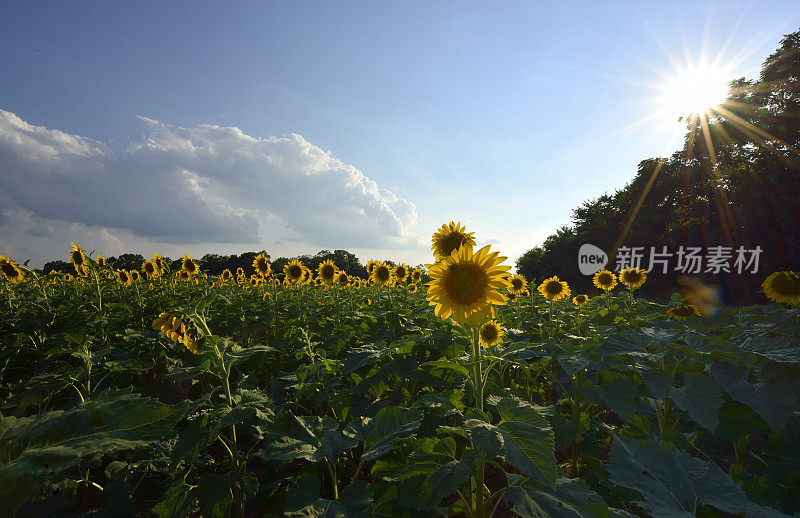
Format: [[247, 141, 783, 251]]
[[0, 110, 418, 255]]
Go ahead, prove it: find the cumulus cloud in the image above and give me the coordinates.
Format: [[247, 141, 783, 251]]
[[0, 110, 418, 249]]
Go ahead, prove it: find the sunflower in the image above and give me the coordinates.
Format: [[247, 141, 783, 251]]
[[408, 284, 418, 293], [506, 291, 517, 302], [129, 270, 140, 282], [63, 273, 73, 282], [572, 294, 589, 306], [371, 262, 392, 286], [619, 267, 647, 289], [519, 288, 530, 297], [431, 221, 477, 260], [182, 255, 199, 276], [116, 269, 131, 286], [0, 256, 24, 283], [426, 244, 510, 324], [302, 267, 313, 284], [317, 259, 337, 285], [284, 260, 305, 284], [592, 270, 617, 291], [142, 260, 157, 278], [479, 320, 504, 348], [366, 259, 380, 276], [249, 276, 259, 287], [221, 269, 233, 281], [508, 273, 528, 294], [762, 271, 800, 306], [666, 303, 701, 320], [253, 253, 272, 277], [69, 243, 87, 276], [411, 269, 422, 283], [393, 263, 409, 283], [97, 256, 107, 268], [336, 271, 349, 286], [153, 254, 165, 273], [178, 270, 190, 281], [538, 276, 571, 301]]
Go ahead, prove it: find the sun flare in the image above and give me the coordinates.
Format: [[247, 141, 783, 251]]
[[659, 63, 732, 118]]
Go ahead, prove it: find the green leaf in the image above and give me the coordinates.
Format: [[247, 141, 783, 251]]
[[343, 341, 389, 374], [284, 475, 346, 517], [668, 373, 723, 431], [151, 481, 195, 518], [740, 336, 800, 364], [362, 406, 423, 461], [711, 362, 800, 431], [504, 476, 612, 518], [412, 389, 465, 417], [467, 397, 556, 489], [599, 374, 640, 421], [258, 412, 356, 466], [608, 436, 748, 517]]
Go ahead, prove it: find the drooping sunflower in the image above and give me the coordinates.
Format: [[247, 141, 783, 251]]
[[426, 244, 511, 324], [619, 267, 647, 289], [371, 262, 392, 286], [116, 269, 131, 286], [508, 273, 528, 294], [182, 255, 199, 276], [284, 260, 305, 284], [317, 259, 337, 285], [69, 243, 87, 276], [97, 256, 107, 268], [431, 221, 477, 260], [572, 294, 589, 306], [762, 271, 800, 306], [142, 260, 157, 278], [538, 276, 571, 301], [0, 256, 24, 283], [593, 270, 617, 291], [411, 269, 422, 284], [666, 303, 701, 320], [408, 284, 418, 293], [393, 263, 409, 283], [479, 320, 504, 348], [253, 253, 272, 277]]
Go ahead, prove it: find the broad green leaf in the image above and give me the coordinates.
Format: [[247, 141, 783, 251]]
[[151, 481, 195, 518], [362, 406, 423, 461], [740, 336, 800, 364], [284, 475, 347, 517], [608, 436, 748, 517], [667, 373, 723, 431], [504, 476, 612, 518], [258, 412, 356, 466], [467, 397, 556, 489]]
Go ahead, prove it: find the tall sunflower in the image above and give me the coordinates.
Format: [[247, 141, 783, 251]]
[[116, 269, 131, 286], [182, 255, 199, 276], [619, 267, 647, 289], [153, 254, 165, 273], [426, 245, 510, 324], [253, 253, 272, 278], [393, 263, 409, 283], [371, 262, 392, 286], [366, 259, 379, 276], [479, 320, 504, 348], [317, 259, 337, 285], [69, 243, 87, 276], [142, 260, 157, 278], [284, 260, 305, 284], [592, 270, 617, 291], [508, 273, 528, 294], [411, 269, 422, 284], [537, 276, 571, 301], [0, 256, 24, 283], [762, 271, 800, 306], [572, 294, 589, 306], [431, 221, 477, 260]]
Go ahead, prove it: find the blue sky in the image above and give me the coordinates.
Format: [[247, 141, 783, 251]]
[[1, 1, 798, 267]]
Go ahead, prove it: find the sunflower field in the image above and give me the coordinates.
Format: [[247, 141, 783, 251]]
[[1, 228, 799, 518]]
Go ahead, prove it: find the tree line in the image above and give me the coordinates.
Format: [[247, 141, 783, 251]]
[[517, 29, 800, 304]]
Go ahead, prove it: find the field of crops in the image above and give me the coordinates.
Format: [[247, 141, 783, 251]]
[[1, 232, 799, 517]]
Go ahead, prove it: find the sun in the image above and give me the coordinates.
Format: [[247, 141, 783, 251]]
[[659, 62, 732, 118]]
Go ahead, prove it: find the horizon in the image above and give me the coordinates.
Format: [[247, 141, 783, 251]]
[[2, 2, 799, 269]]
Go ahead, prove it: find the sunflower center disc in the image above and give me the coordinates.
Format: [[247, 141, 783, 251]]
[[773, 274, 800, 296], [444, 263, 487, 305], [441, 233, 466, 257], [481, 325, 497, 342], [674, 305, 694, 316], [546, 280, 562, 296]]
